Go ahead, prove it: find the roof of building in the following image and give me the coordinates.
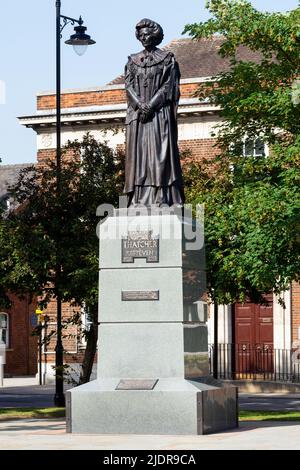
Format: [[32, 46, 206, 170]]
[[109, 37, 262, 85], [0, 164, 33, 199]]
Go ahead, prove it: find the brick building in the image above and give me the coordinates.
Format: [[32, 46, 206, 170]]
[[18, 38, 300, 382], [0, 164, 38, 377]]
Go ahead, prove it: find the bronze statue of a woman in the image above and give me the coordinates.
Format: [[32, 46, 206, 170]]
[[124, 18, 185, 207]]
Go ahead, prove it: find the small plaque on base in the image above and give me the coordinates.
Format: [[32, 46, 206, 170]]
[[116, 379, 158, 391], [122, 290, 159, 301]]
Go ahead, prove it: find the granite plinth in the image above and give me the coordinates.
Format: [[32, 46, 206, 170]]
[[67, 378, 238, 435], [68, 213, 238, 435]]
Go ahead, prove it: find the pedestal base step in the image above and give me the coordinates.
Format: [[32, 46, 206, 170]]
[[67, 377, 238, 435]]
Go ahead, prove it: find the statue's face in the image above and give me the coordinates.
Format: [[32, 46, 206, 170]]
[[139, 27, 155, 48]]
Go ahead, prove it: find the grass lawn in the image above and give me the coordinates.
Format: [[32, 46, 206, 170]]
[[1, 408, 300, 423], [239, 410, 300, 422], [0, 407, 65, 421]]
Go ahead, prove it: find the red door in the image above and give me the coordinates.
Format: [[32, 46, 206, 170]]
[[234, 295, 273, 377]]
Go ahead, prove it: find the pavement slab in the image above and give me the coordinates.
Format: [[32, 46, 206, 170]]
[[0, 419, 300, 450]]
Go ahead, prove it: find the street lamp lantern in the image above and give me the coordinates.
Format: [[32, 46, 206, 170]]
[[65, 16, 96, 56]]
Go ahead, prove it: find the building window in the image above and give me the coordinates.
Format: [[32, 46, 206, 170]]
[[0, 196, 11, 212], [232, 138, 268, 158], [243, 138, 267, 157], [0, 313, 9, 348], [78, 305, 93, 349], [5, 198, 11, 211]]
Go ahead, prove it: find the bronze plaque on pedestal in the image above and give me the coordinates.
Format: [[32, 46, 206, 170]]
[[122, 231, 159, 263], [121, 290, 159, 301], [116, 379, 159, 391]]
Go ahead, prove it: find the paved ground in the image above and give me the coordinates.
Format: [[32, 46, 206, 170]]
[[0, 418, 300, 450], [0, 377, 71, 408], [1, 378, 300, 411], [1, 378, 300, 450], [240, 393, 300, 411]]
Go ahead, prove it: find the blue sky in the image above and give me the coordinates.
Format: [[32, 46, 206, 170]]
[[0, 0, 299, 165]]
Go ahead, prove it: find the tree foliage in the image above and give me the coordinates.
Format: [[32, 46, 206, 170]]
[[184, 0, 300, 144], [0, 134, 124, 381], [183, 1, 300, 303]]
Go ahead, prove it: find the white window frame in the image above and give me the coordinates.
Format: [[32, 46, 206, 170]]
[[78, 305, 93, 350], [5, 198, 11, 211], [1, 196, 11, 212], [242, 137, 269, 157], [0, 313, 9, 348]]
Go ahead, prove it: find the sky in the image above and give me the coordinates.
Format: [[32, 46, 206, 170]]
[[0, 0, 299, 165]]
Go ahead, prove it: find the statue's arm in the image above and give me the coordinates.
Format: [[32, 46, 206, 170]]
[[149, 55, 180, 111], [125, 59, 141, 111], [127, 87, 140, 111]]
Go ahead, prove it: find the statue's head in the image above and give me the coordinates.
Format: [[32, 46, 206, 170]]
[[136, 18, 164, 48]]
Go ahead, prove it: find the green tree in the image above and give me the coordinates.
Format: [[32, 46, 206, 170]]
[[0, 200, 11, 308], [183, 0, 300, 304], [0, 134, 124, 383]]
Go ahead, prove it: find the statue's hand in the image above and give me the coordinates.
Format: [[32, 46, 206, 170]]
[[139, 103, 152, 114], [139, 103, 154, 123]]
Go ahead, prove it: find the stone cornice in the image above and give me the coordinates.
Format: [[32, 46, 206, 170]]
[[18, 98, 220, 131]]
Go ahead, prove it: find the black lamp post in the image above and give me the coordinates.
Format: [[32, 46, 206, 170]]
[[54, 1, 95, 407]]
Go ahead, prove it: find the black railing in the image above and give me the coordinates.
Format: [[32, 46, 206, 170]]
[[209, 343, 300, 382]]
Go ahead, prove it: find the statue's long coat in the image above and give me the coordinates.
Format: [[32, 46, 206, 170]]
[[124, 48, 184, 206]]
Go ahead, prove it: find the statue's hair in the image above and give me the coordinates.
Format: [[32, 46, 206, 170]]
[[135, 18, 164, 46]]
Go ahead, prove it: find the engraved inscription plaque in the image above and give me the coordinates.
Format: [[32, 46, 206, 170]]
[[122, 231, 159, 263], [122, 290, 159, 301], [116, 379, 159, 391]]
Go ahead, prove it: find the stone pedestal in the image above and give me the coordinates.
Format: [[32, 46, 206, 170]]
[[67, 211, 238, 435]]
